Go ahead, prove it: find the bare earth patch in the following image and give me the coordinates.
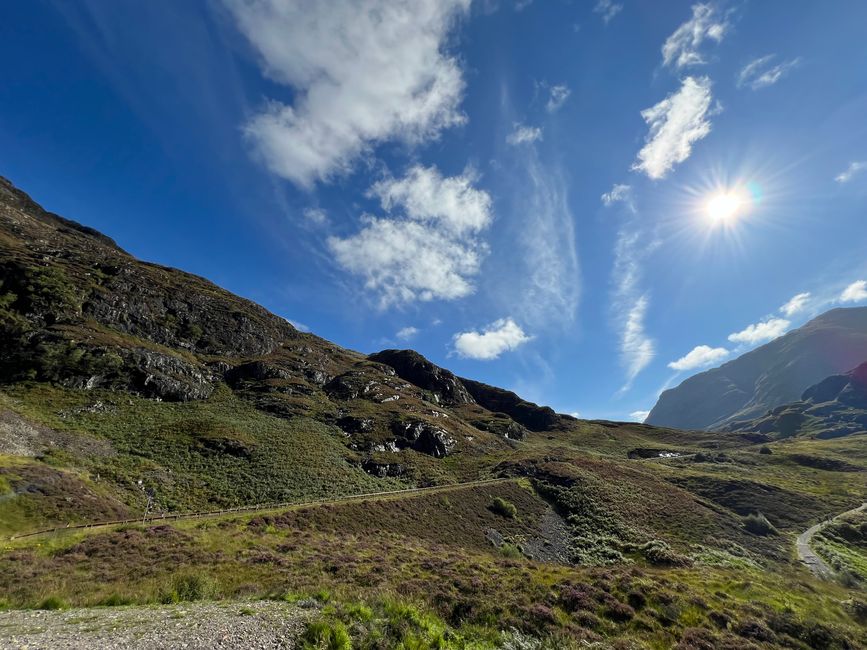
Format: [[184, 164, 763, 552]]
[[0, 600, 314, 649]]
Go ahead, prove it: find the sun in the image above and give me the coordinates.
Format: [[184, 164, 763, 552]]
[[705, 191, 744, 222]]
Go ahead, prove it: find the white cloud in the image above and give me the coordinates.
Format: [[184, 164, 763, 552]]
[[506, 123, 543, 145], [667, 345, 729, 371], [780, 292, 811, 317], [594, 0, 623, 24], [601, 183, 633, 208], [287, 319, 311, 333], [737, 54, 800, 90], [633, 76, 714, 180], [546, 84, 571, 113], [612, 228, 658, 392], [630, 410, 650, 422], [840, 280, 867, 303], [836, 161, 867, 184], [302, 207, 328, 226], [728, 318, 790, 346], [226, 0, 470, 187], [662, 3, 728, 69], [396, 326, 419, 340], [369, 165, 492, 236], [621, 295, 655, 385], [328, 165, 492, 307], [452, 318, 531, 360]]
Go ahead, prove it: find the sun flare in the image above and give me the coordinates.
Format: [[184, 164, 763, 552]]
[[705, 191, 744, 222]]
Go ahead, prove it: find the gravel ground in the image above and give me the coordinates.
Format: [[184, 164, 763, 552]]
[[0, 600, 315, 650]]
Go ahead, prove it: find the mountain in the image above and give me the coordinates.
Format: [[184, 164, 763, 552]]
[[724, 360, 867, 440], [646, 308, 867, 431]]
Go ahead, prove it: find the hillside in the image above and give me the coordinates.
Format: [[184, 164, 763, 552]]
[[2, 176, 867, 648], [646, 308, 867, 431], [725, 360, 867, 440]]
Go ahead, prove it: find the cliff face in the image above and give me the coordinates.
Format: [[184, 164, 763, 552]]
[[646, 307, 867, 431]]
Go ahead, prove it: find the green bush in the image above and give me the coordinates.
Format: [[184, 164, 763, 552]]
[[500, 543, 524, 559], [489, 497, 517, 519], [743, 512, 778, 536], [36, 595, 67, 610], [160, 572, 214, 603], [302, 620, 351, 650]]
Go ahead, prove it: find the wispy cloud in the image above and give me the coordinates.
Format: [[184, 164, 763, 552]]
[[452, 317, 531, 360], [546, 84, 571, 113], [737, 54, 800, 90], [667, 344, 729, 371], [287, 319, 311, 333], [594, 0, 623, 24], [601, 184, 635, 211], [662, 3, 729, 69], [396, 326, 419, 341], [630, 410, 650, 422], [302, 207, 328, 226], [836, 161, 867, 184], [328, 165, 492, 307], [633, 76, 715, 180], [780, 292, 811, 317], [612, 228, 657, 392], [840, 280, 867, 303], [226, 0, 470, 187], [728, 317, 790, 346], [506, 123, 543, 145]]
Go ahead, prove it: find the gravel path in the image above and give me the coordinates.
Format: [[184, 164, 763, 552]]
[[796, 501, 867, 579], [0, 600, 315, 650]]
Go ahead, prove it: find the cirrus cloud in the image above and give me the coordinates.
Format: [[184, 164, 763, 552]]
[[452, 318, 532, 360], [737, 54, 801, 90], [836, 162, 867, 184], [662, 3, 729, 69], [506, 123, 543, 145]]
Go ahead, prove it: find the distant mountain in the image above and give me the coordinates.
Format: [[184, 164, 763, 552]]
[[646, 307, 867, 431], [724, 361, 867, 440]]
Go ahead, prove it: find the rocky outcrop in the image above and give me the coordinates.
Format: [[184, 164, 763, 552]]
[[390, 419, 456, 458], [368, 349, 474, 405], [460, 378, 560, 432]]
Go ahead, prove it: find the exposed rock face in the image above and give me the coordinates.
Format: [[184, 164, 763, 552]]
[[726, 360, 867, 439], [368, 349, 474, 405], [390, 419, 456, 458], [460, 378, 561, 432], [647, 308, 867, 431]]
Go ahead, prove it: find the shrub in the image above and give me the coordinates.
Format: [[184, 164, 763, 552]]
[[36, 596, 67, 610], [759, 446, 772, 455], [639, 540, 690, 566], [98, 593, 132, 607], [160, 572, 214, 603], [500, 543, 524, 559], [490, 497, 517, 519], [743, 512, 777, 536], [302, 620, 351, 650]]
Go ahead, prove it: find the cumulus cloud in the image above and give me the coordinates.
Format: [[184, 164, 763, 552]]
[[836, 161, 867, 184], [225, 0, 470, 187], [662, 3, 728, 69], [506, 123, 543, 145], [452, 318, 531, 360], [369, 165, 492, 236], [594, 0, 623, 24], [601, 184, 634, 209], [840, 280, 867, 303], [396, 326, 419, 340], [780, 292, 811, 317], [728, 318, 790, 346], [328, 165, 492, 306], [546, 84, 571, 112], [630, 410, 650, 422], [737, 54, 800, 90], [633, 76, 714, 180], [667, 345, 729, 371]]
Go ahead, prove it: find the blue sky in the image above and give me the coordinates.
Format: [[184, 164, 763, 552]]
[[2, 1, 867, 420]]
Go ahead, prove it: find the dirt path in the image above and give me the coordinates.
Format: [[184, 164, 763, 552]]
[[0, 600, 314, 649], [9, 477, 514, 541], [796, 501, 867, 579]]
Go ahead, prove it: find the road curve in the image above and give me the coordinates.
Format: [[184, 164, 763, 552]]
[[796, 501, 867, 579]]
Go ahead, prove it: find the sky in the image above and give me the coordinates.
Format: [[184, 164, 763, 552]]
[[1, 1, 867, 421]]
